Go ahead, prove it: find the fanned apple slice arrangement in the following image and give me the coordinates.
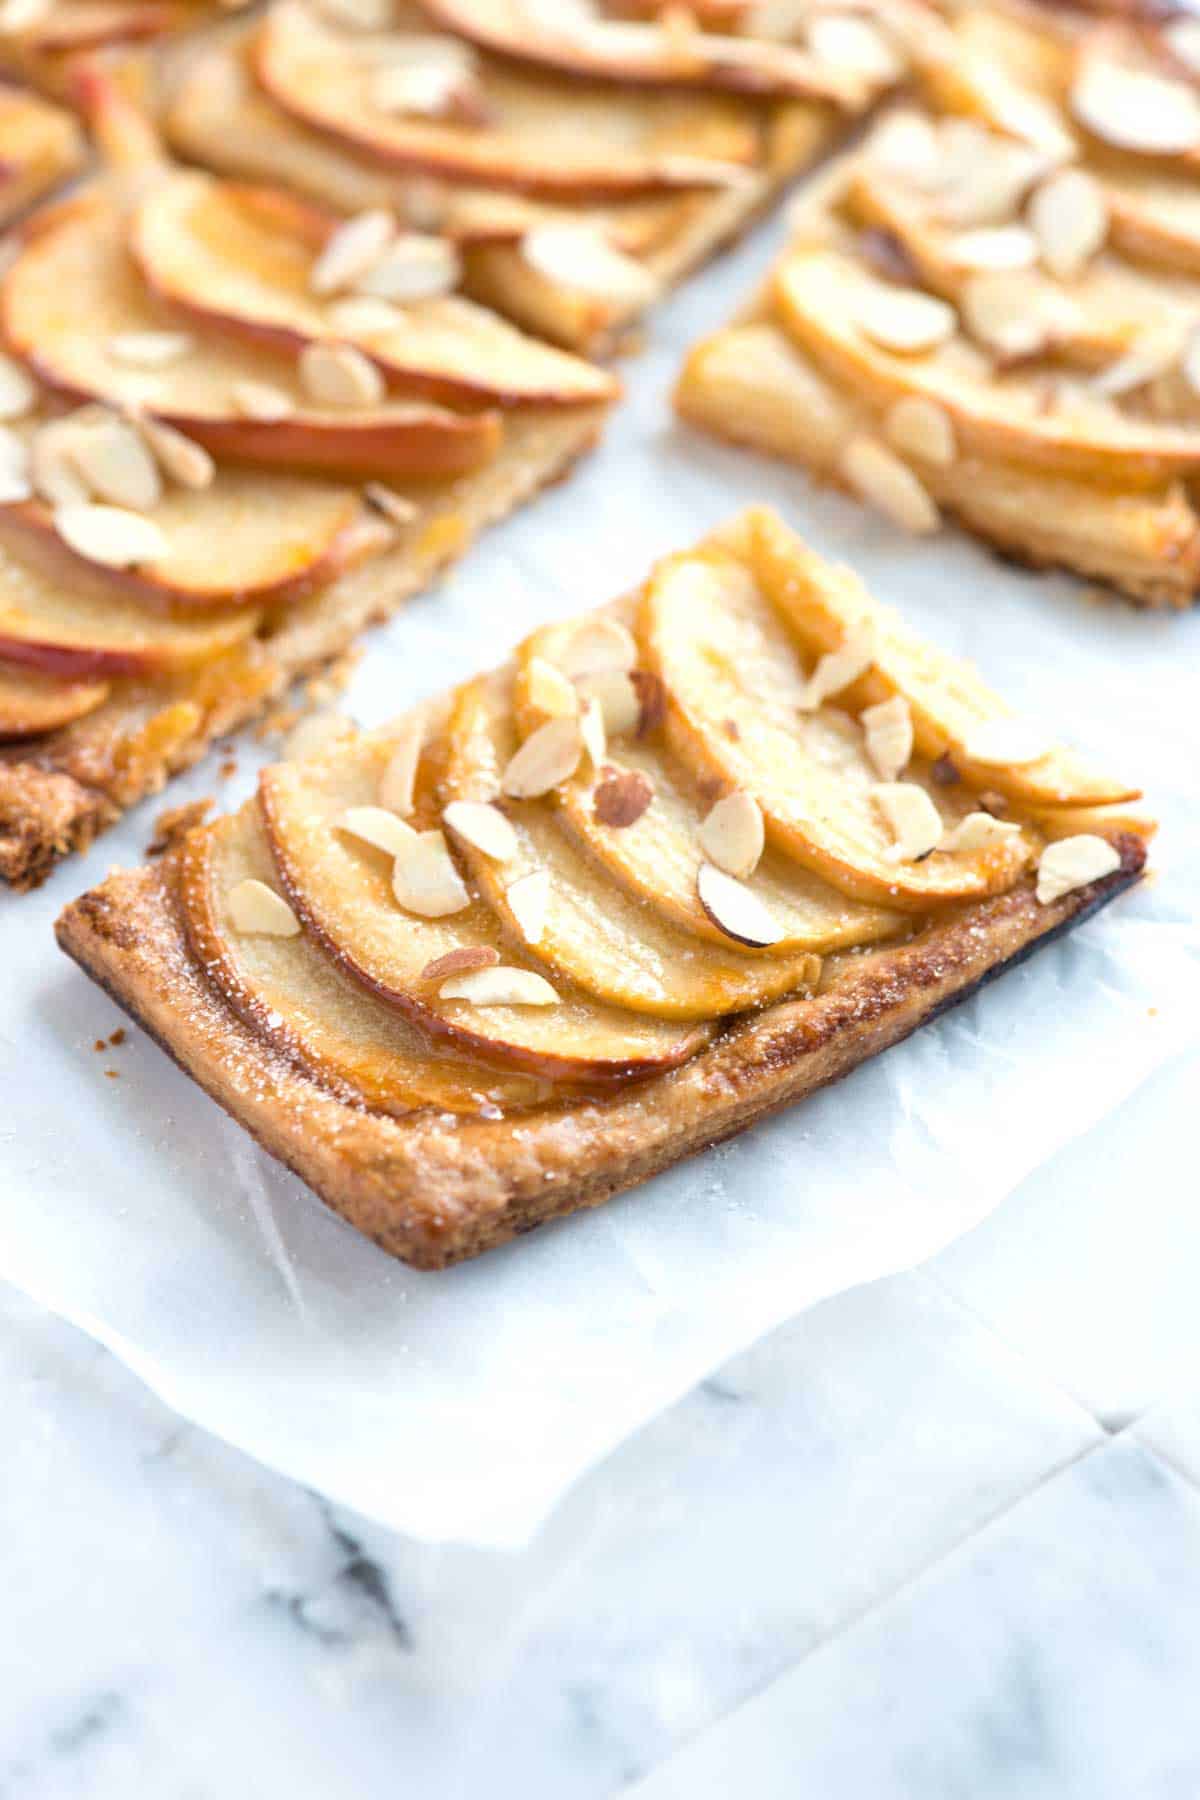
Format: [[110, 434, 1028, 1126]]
[[0, 83, 616, 887], [162, 0, 916, 355], [58, 509, 1152, 1267], [676, 0, 1200, 608]]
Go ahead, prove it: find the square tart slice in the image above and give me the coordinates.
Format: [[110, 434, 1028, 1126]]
[[675, 3, 1200, 608], [158, 0, 921, 355], [57, 507, 1154, 1268], [0, 87, 615, 889]]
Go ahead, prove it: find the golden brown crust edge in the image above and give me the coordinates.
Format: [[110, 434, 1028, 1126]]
[[0, 407, 604, 890], [55, 830, 1146, 1269]]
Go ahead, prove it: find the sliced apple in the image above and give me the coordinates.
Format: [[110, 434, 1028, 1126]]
[[259, 729, 707, 1081], [417, 0, 871, 105], [637, 547, 1032, 909], [2, 198, 504, 481], [1103, 168, 1200, 278], [0, 85, 86, 226], [5, 2, 191, 56], [179, 803, 549, 1116], [773, 248, 1200, 485], [0, 660, 108, 736], [256, 1, 769, 201], [130, 169, 617, 410]]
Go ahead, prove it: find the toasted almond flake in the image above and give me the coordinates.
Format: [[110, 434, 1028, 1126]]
[[285, 710, 354, 761], [501, 714, 584, 798], [505, 869, 550, 944], [370, 59, 473, 118], [574, 668, 640, 737], [931, 124, 1052, 229], [443, 798, 519, 863], [392, 828, 471, 918], [379, 717, 424, 816], [808, 11, 903, 82], [311, 210, 395, 296], [960, 270, 1079, 360], [867, 110, 941, 188], [1165, 15, 1200, 78], [1071, 58, 1200, 156], [325, 296, 408, 335], [696, 862, 783, 947], [337, 804, 416, 857], [861, 694, 913, 781], [961, 717, 1052, 766], [874, 782, 943, 862], [884, 395, 955, 467], [0, 467, 29, 504], [1090, 332, 1183, 399], [526, 655, 578, 721], [1183, 325, 1200, 399], [839, 437, 939, 535], [438, 965, 559, 1006], [230, 379, 295, 422], [0, 351, 36, 422], [300, 342, 386, 409], [54, 502, 168, 569], [698, 789, 764, 880], [855, 285, 956, 355], [355, 233, 461, 303], [553, 617, 639, 680], [798, 628, 876, 710], [136, 416, 215, 490], [579, 695, 607, 770], [1036, 833, 1120, 904], [593, 766, 654, 828], [363, 481, 418, 526], [228, 878, 301, 936], [0, 423, 27, 477], [947, 225, 1038, 272], [106, 330, 193, 368], [1028, 167, 1107, 281], [939, 811, 1023, 853], [68, 414, 162, 511], [30, 423, 89, 509], [421, 944, 499, 981], [520, 225, 660, 307]]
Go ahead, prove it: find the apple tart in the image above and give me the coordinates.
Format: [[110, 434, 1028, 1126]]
[[676, 3, 1200, 607], [57, 508, 1153, 1267], [0, 80, 86, 225], [160, 0, 920, 355], [0, 0, 251, 94], [0, 88, 615, 888]]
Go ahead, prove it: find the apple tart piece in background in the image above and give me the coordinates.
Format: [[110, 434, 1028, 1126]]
[[0, 81, 616, 889], [159, 0, 920, 356], [57, 509, 1153, 1268]]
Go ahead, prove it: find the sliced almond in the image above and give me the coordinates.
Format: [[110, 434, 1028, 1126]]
[[1035, 833, 1120, 904], [337, 804, 416, 857], [575, 668, 640, 737], [106, 331, 193, 369], [961, 718, 1053, 766], [947, 225, 1038, 272], [593, 766, 654, 828], [0, 466, 30, 504], [553, 616, 639, 680], [1090, 332, 1183, 400], [311, 209, 395, 297], [960, 270, 1078, 361], [438, 965, 559, 1006], [939, 811, 1023, 853], [698, 789, 764, 881], [443, 798, 519, 863], [696, 862, 783, 948], [137, 416, 215, 491], [884, 395, 955, 467], [284, 710, 355, 761], [501, 714, 584, 798], [0, 351, 36, 423], [30, 422, 89, 509], [521, 225, 659, 307], [1182, 326, 1200, 400], [228, 878, 301, 937], [69, 414, 162, 512], [326, 296, 408, 336], [54, 502, 168, 569], [809, 11, 903, 82], [392, 828, 471, 918], [873, 782, 943, 861], [230, 379, 295, 422], [861, 694, 913, 782], [364, 481, 418, 526], [421, 944, 499, 981], [300, 342, 386, 409], [839, 437, 939, 535], [1071, 59, 1200, 156], [1028, 168, 1107, 281], [355, 234, 461, 303], [505, 869, 550, 944], [578, 695, 607, 770], [370, 60, 477, 120], [867, 110, 941, 188], [855, 285, 956, 356], [379, 717, 424, 817], [931, 124, 1052, 230], [0, 424, 30, 502], [526, 655, 579, 721], [798, 627, 876, 710]]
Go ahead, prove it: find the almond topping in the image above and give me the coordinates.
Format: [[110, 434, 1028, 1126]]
[[421, 945, 499, 981], [106, 331, 193, 368], [579, 695, 607, 770], [30, 422, 89, 508], [839, 437, 939, 535], [960, 718, 1052, 766], [137, 416, 215, 490], [855, 285, 956, 355], [696, 862, 783, 948], [809, 11, 903, 82], [1091, 332, 1183, 399], [1071, 59, 1200, 156], [310, 209, 395, 297], [593, 766, 653, 828], [521, 225, 660, 307], [798, 629, 875, 710], [1182, 326, 1200, 399], [526, 655, 579, 721], [861, 694, 913, 782], [884, 395, 955, 467], [325, 296, 407, 336], [0, 351, 35, 422], [501, 715, 583, 798], [363, 482, 418, 526], [370, 59, 479, 121], [1035, 834, 1120, 904], [868, 110, 940, 188], [230, 379, 295, 422], [698, 789, 764, 880], [54, 502, 168, 569], [947, 225, 1038, 272], [574, 668, 640, 737], [392, 828, 471, 918], [0, 424, 30, 502], [553, 616, 638, 680], [300, 342, 385, 409], [873, 782, 943, 861], [443, 798, 519, 863], [939, 811, 1023, 853], [438, 966, 559, 1007], [355, 234, 461, 303], [337, 805, 416, 857], [69, 414, 162, 511], [228, 878, 301, 937], [960, 270, 1079, 361], [505, 869, 550, 944], [379, 717, 424, 816], [1028, 167, 1107, 281]]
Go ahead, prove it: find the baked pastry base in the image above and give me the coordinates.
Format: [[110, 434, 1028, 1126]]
[[57, 830, 1146, 1269]]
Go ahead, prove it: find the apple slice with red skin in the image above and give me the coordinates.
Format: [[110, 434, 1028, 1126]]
[[130, 171, 618, 411], [0, 661, 109, 737], [2, 194, 505, 479]]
